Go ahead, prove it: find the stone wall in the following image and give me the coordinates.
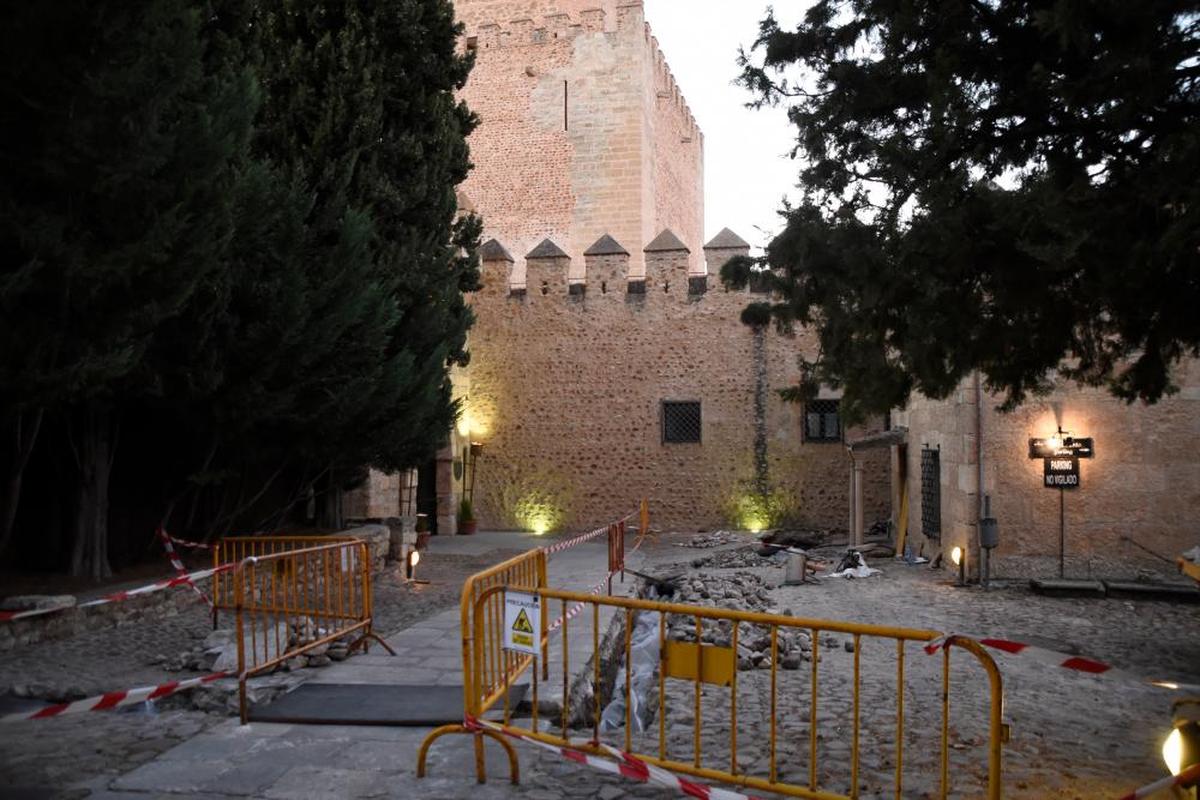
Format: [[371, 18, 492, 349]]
[[895, 363, 1200, 579], [453, 1, 703, 282], [463, 232, 890, 532]]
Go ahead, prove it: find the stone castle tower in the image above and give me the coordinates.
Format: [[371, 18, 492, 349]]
[[346, 0, 890, 534], [454, 0, 705, 279]]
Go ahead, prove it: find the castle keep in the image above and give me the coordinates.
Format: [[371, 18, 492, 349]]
[[343, 0, 890, 535]]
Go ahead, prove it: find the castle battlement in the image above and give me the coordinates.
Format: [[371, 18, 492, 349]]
[[464, 2, 645, 47], [475, 228, 757, 304]]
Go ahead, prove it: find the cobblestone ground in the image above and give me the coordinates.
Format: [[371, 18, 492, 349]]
[[0, 548, 522, 799], [635, 533, 1200, 799], [1, 532, 1197, 799]]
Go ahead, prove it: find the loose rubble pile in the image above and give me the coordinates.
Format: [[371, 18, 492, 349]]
[[159, 618, 355, 675], [687, 546, 784, 570], [676, 531, 747, 548], [663, 572, 837, 671]]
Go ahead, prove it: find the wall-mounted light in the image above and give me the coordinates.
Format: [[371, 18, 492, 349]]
[[951, 546, 966, 586]]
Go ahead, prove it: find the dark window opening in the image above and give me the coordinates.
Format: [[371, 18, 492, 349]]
[[920, 446, 941, 539], [803, 399, 841, 443], [662, 401, 701, 444], [601, 280, 608, 294], [563, 80, 569, 130], [540, 281, 549, 296], [465, 36, 478, 52]]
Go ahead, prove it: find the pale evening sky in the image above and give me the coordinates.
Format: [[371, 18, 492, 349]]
[[644, 1, 810, 251]]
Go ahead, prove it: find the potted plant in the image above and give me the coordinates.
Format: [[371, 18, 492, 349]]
[[458, 497, 477, 535], [415, 513, 431, 550]]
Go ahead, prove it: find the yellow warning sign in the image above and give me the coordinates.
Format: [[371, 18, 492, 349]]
[[503, 590, 540, 655]]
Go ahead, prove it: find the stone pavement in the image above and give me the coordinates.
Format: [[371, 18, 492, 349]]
[[82, 529, 649, 799]]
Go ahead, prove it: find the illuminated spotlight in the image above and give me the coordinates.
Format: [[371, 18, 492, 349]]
[[950, 546, 966, 586], [1163, 698, 1200, 784], [405, 548, 427, 584]]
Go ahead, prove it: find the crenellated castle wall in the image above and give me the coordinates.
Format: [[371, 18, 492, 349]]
[[454, 0, 705, 281], [461, 229, 891, 532]]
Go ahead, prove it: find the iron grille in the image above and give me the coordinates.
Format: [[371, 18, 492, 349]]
[[921, 447, 941, 539], [803, 399, 842, 443], [662, 401, 702, 444]]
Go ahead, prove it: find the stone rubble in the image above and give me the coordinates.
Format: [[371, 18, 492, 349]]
[[663, 571, 837, 671], [675, 531, 748, 549], [686, 546, 785, 570]]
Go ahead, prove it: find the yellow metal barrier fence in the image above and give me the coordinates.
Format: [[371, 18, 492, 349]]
[[420, 582, 1006, 799], [417, 546, 548, 782], [231, 539, 394, 722], [212, 535, 357, 627]]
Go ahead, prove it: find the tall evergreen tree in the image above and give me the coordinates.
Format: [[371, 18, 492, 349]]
[[0, 1, 257, 575], [730, 1, 1200, 420]]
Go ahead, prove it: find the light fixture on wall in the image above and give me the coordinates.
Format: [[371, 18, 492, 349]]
[[467, 441, 484, 505], [951, 546, 966, 586]]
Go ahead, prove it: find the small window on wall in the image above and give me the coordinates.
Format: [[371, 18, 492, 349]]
[[803, 399, 842, 443], [662, 401, 701, 444]]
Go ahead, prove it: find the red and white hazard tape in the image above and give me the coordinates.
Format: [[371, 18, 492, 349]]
[[543, 511, 637, 556], [1117, 762, 1200, 799], [543, 524, 612, 555], [465, 715, 761, 800], [0, 562, 236, 624], [547, 576, 608, 634], [924, 634, 1200, 692], [0, 671, 228, 723], [546, 522, 648, 634], [160, 531, 213, 550], [158, 528, 213, 608]]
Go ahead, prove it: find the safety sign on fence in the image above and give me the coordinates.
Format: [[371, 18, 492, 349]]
[[503, 590, 540, 655]]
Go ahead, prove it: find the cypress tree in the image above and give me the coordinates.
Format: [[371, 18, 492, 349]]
[[0, 1, 257, 575]]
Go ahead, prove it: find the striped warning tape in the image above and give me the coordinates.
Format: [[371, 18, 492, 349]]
[[0, 563, 237, 624], [546, 520, 648, 634], [464, 715, 761, 800], [161, 532, 213, 550], [0, 671, 229, 723], [924, 634, 1200, 692], [1117, 762, 1200, 799], [158, 528, 213, 608], [543, 511, 637, 556]]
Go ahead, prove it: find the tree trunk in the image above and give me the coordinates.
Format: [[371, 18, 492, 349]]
[[315, 467, 343, 530], [69, 406, 116, 580], [0, 408, 45, 559]]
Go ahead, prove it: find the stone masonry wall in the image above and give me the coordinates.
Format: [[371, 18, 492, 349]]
[[464, 237, 890, 533], [648, 38, 704, 275], [896, 363, 1200, 579], [454, 1, 702, 282]]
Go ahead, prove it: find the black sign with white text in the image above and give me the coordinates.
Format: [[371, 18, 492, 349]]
[[1028, 437, 1095, 459], [1044, 457, 1080, 489]]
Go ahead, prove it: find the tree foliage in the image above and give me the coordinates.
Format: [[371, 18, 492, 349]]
[[731, 1, 1200, 421], [0, 0, 479, 573]]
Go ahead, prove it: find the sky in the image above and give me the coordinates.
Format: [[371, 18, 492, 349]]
[[644, 1, 810, 251]]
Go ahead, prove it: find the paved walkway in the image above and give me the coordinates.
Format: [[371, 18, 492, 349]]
[[89, 529, 650, 799]]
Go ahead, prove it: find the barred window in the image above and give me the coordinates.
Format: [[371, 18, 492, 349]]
[[921, 447, 942, 539], [662, 401, 701, 444], [804, 399, 842, 443]]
